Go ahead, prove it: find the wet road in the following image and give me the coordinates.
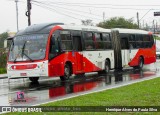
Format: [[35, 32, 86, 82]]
[[0, 60, 160, 106]]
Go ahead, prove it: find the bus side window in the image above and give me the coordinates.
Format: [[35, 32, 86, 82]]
[[49, 30, 60, 59], [143, 35, 150, 48], [84, 32, 95, 50], [129, 34, 136, 49], [120, 33, 129, 49], [94, 33, 103, 50], [103, 33, 112, 49], [135, 34, 143, 48], [60, 31, 72, 51], [149, 35, 154, 47], [72, 30, 82, 51]]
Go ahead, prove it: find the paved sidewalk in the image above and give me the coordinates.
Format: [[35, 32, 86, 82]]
[[0, 74, 7, 79]]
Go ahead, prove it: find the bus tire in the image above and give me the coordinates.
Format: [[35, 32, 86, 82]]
[[98, 60, 110, 75], [98, 71, 103, 75], [29, 77, 39, 82], [138, 57, 144, 69], [104, 60, 110, 74], [60, 64, 71, 81]]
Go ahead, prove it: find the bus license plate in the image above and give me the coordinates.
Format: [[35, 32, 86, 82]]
[[20, 73, 27, 76]]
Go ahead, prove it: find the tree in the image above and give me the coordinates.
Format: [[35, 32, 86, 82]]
[[0, 32, 9, 68], [81, 19, 94, 26], [0, 32, 9, 48], [97, 17, 138, 29]]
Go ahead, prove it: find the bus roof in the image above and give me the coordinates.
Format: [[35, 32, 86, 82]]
[[16, 23, 111, 36], [112, 28, 151, 34], [16, 23, 150, 36], [59, 24, 111, 33], [16, 23, 64, 36]]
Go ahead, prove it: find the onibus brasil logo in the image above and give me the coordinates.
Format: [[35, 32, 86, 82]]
[[15, 91, 26, 102]]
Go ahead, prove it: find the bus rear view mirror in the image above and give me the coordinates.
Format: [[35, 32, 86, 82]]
[[4, 40, 7, 48], [4, 37, 14, 48]]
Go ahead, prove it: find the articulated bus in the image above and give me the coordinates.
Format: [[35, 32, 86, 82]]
[[6, 23, 156, 82], [112, 28, 155, 69]]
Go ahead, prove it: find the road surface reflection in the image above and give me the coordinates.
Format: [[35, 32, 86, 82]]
[[6, 68, 157, 106]]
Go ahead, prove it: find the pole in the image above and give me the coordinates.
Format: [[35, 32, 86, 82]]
[[153, 20, 155, 34], [103, 12, 105, 22], [137, 12, 139, 29], [26, 0, 31, 26], [15, 0, 19, 31], [156, 21, 158, 32], [138, 9, 152, 29]]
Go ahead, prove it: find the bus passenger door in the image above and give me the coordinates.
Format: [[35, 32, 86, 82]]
[[72, 33, 83, 73], [121, 37, 130, 67]]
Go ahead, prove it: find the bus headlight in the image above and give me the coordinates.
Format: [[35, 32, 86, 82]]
[[7, 65, 12, 70], [39, 63, 46, 75], [39, 63, 45, 69]]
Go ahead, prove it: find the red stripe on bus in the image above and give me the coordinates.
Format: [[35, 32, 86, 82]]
[[11, 64, 37, 70], [128, 44, 156, 66]]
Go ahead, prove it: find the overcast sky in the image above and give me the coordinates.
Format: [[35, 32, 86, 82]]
[[0, 0, 160, 33]]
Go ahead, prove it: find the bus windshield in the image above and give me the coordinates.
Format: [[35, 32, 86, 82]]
[[8, 34, 48, 62]]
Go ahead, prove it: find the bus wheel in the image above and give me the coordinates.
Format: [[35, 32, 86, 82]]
[[98, 60, 110, 75], [138, 57, 144, 69], [29, 77, 39, 82], [60, 64, 71, 81], [105, 60, 110, 74]]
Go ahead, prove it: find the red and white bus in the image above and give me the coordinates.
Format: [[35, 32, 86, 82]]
[[6, 23, 156, 82], [112, 28, 155, 69]]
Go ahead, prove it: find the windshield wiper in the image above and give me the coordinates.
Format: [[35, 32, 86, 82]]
[[14, 41, 34, 63], [22, 52, 34, 62], [21, 41, 27, 58], [14, 41, 26, 63]]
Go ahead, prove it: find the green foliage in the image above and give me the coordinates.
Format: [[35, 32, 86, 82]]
[[0, 32, 9, 48], [97, 17, 138, 29], [0, 68, 6, 74], [154, 36, 160, 40], [0, 32, 8, 70], [0, 51, 7, 68]]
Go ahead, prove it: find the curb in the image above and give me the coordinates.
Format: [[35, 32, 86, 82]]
[[0, 74, 7, 79]]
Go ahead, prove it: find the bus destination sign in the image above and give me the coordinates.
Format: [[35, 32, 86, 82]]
[[154, 12, 160, 16]]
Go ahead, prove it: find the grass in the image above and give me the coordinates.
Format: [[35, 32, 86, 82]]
[[4, 77, 160, 115], [0, 68, 6, 74], [42, 77, 160, 106]]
